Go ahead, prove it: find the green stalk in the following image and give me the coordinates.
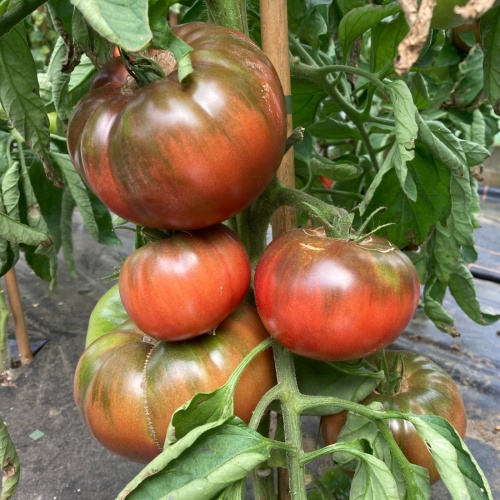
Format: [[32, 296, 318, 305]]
[[0, 0, 46, 37], [204, 0, 248, 35], [0, 284, 10, 373], [271, 343, 307, 499]]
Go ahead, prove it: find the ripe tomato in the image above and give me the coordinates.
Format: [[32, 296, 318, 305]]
[[74, 303, 276, 463], [254, 228, 420, 361], [322, 350, 467, 484], [118, 224, 251, 341], [67, 22, 287, 230], [86, 284, 128, 348]]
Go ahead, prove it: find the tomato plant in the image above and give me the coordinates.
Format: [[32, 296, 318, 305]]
[[74, 303, 276, 463], [254, 228, 420, 361], [66, 21, 287, 230], [118, 224, 251, 341], [322, 350, 467, 484]]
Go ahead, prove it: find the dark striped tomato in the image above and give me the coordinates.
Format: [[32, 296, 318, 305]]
[[322, 350, 467, 484], [74, 303, 276, 463], [254, 228, 420, 361], [118, 224, 251, 341], [67, 22, 287, 230]]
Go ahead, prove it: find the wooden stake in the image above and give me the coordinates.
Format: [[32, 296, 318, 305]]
[[4, 268, 32, 365], [260, 0, 296, 238]]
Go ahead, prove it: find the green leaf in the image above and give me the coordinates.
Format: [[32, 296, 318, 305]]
[[453, 46, 484, 108], [291, 79, 328, 128], [118, 417, 275, 500], [333, 442, 400, 500], [422, 275, 458, 336], [149, 1, 193, 82], [0, 212, 51, 247], [460, 139, 490, 166], [409, 414, 493, 499], [0, 414, 20, 499], [70, 0, 151, 51], [0, 25, 58, 185], [482, 6, 500, 113], [370, 13, 408, 73], [294, 356, 383, 411], [307, 117, 362, 141], [385, 80, 419, 201], [416, 117, 468, 175], [338, 4, 401, 63], [88, 191, 121, 247], [448, 263, 500, 326], [51, 152, 99, 241], [311, 155, 363, 182], [361, 145, 451, 248], [288, 0, 333, 51], [60, 188, 77, 279]]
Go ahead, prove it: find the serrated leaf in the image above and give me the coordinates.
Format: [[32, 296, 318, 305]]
[[119, 417, 275, 500], [0, 213, 52, 247], [70, 0, 151, 52], [295, 356, 383, 412], [47, 37, 71, 121], [448, 263, 500, 326], [288, 0, 332, 51], [423, 275, 458, 336], [0, 25, 59, 186], [453, 45, 484, 108], [361, 145, 451, 248], [370, 13, 408, 73], [460, 139, 490, 166], [417, 117, 468, 175], [307, 117, 362, 140], [332, 442, 400, 500], [51, 152, 99, 241], [1, 415, 20, 499], [482, 6, 500, 113], [291, 79, 328, 128], [385, 80, 418, 201], [409, 414, 493, 499], [339, 4, 401, 63], [311, 155, 363, 182], [60, 187, 77, 279]]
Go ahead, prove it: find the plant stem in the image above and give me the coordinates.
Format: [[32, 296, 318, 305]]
[[0, 0, 46, 37], [204, 0, 248, 34], [0, 284, 10, 373], [311, 188, 364, 202], [272, 343, 307, 499]]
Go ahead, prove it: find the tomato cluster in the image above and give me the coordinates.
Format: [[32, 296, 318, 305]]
[[70, 21, 466, 486]]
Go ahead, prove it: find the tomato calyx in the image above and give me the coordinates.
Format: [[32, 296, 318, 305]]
[[372, 350, 405, 396], [120, 51, 170, 88]]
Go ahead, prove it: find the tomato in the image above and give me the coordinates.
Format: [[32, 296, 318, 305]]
[[254, 228, 420, 361], [118, 224, 251, 341], [322, 350, 467, 484], [74, 303, 276, 463], [86, 284, 128, 348], [452, 20, 481, 52], [66, 22, 287, 230]]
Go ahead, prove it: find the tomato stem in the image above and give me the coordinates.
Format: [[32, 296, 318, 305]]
[[204, 0, 249, 35]]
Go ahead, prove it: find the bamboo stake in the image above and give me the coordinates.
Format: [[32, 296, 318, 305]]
[[260, 0, 296, 239], [4, 269, 32, 365]]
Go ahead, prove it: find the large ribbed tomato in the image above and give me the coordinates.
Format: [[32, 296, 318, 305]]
[[322, 350, 467, 484], [66, 22, 287, 230], [74, 303, 276, 463], [254, 228, 420, 361], [118, 224, 251, 341]]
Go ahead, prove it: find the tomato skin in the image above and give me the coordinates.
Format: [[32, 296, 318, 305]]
[[322, 350, 467, 484], [118, 224, 251, 341], [86, 284, 128, 348], [67, 22, 287, 230], [74, 303, 276, 463], [254, 228, 420, 361]]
